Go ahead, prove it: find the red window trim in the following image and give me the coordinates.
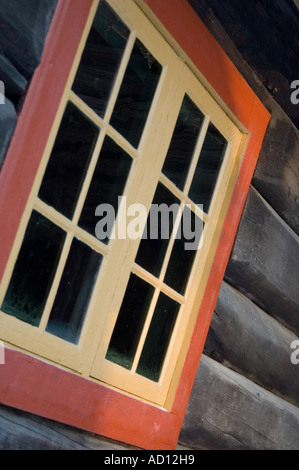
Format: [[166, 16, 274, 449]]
[[0, 0, 270, 450]]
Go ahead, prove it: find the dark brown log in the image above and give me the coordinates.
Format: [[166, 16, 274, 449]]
[[225, 186, 299, 336], [0, 0, 58, 79], [187, 0, 299, 129], [179, 355, 299, 450], [253, 116, 299, 236], [204, 281, 299, 407]]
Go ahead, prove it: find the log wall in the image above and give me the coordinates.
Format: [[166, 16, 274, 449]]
[[180, 356, 299, 450], [0, 0, 57, 168], [179, 0, 299, 450]]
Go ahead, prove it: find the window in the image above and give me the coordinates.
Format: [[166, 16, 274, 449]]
[[0, 0, 243, 405], [0, 0, 270, 449]]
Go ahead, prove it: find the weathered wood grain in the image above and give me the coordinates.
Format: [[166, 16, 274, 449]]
[[0, 404, 137, 450], [253, 117, 299, 236], [204, 281, 299, 407], [0, 0, 58, 79], [179, 355, 299, 450], [225, 186, 299, 336]]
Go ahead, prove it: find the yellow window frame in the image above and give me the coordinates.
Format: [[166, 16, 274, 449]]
[[0, 0, 246, 409]]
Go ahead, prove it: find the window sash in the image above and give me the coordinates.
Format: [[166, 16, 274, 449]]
[[91, 64, 244, 405], [0, 0, 245, 407]]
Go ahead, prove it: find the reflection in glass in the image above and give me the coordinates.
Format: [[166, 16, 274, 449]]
[[79, 136, 132, 242], [164, 207, 203, 295], [110, 39, 162, 148], [39, 102, 99, 219], [189, 123, 228, 213], [46, 238, 102, 344], [1, 211, 66, 326], [136, 293, 180, 382], [135, 183, 180, 277], [72, 0, 130, 117], [162, 95, 204, 190], [106, 274, 155, 370]]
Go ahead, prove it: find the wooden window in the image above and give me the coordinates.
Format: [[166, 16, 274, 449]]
[[0, 0, 242, 406], [0, 0, 270, 449]]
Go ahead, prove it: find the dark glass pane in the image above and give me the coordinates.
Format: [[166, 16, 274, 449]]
[[1, 211, 66, 326], [136, 293, 180, 382], [110, 39, 162, 148], [162, 95, 204, 190], [46, 238, 102, 344], [188, 123, 228, 213], [72, 0, 129, 117], [79, 136, 132, 243], [164, 208, 203, 295], [135, 183, 180, 277], [39, 102, 99, 219], [106, 274, 155, 370]]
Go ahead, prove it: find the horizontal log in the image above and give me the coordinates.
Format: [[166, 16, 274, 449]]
[[0, 404, 136, 450], [0, 97, 17, 169], [225, 186, 299, 336], [253, 113, 299, 236], [0, 0, 57, 79], [204, 281, 299, 407], [179, 355, 299, 450]]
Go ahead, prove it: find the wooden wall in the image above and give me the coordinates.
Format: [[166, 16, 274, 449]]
[[0, 0, 298, 450], [0, 0, 57, 168], [179, 0, 299, 450]]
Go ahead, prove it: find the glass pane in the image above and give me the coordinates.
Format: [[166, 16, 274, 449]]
[[106, 274, 155, 370], [46, 238, 102, 344], [162, 95, 204, 190], [136, 293, 180, 382], [188, 123, 228, 213], [164, 207, 203, 295], [79, 136, 132, 243], [110, 39, 162, 148], [135, 183, 180, 277], [1, 211, 66, 326], [72, 0, 130, 118], [39, 102, 99, 219]]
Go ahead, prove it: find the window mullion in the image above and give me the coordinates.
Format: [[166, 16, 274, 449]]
[[182, 114, 210, 197], [130, 287, 160, 375], [34, 198, 109, 255], [38, 232, 74, 332], [103, 30, 137, 124], [70, 128, 106, 227], [157, 200, 186, 285]]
